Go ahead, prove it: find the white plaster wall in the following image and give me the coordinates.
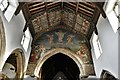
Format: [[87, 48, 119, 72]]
[[90, 14, 119, 78], [0, 10, 32, 73], [23, 33, 32, 73], [118, 28, 120, 79]]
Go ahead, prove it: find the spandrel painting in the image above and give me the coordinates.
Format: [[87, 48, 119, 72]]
[[29, 29, 93, 64]]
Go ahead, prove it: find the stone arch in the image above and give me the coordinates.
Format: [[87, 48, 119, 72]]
[[34, 48, 85, 78], [2, 48, 25, 79], [100, 70, 117, 80], [0, 20, 6, 57], [0, 73, 9, 80]]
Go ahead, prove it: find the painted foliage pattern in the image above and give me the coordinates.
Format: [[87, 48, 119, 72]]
[[30, 29, 92, 64]]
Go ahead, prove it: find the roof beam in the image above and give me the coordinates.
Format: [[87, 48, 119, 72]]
[[93, 2, 106, 18], [22, 3, 31, 32], [79, 3, 94, 12], [76, 2, 79, 13], [29, 2, 44, 9], [22, 3, 31, 21], [29, 5, 45, 12], [82, 2, 96, 8], [72, 2, 78, 29], [15, 2, 25, 16], [45, 2, 50, 27]]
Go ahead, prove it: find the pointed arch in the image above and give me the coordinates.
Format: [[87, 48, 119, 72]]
[[2, 48, 25, 79], [100, 70, 117, 80], [0, 21, 6, 57], [34, 48, 85, 78]]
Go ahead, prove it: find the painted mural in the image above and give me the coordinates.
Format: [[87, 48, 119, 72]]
[[30, 29, 92, 64]]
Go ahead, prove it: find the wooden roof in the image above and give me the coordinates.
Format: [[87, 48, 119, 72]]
[[17, 2, 105, 42]]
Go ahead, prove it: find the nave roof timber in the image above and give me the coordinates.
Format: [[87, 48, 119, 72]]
[[14, 2, 105, 41]]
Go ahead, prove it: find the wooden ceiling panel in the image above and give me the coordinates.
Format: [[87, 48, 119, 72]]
[[63, 10, 75, 27], [80, 19, 90, 35], [74, 15, 84, 31], [79, 2, 94, 12], [63, 2, 76, 11], [31, 12, 48, 33], [28, 2, 46, 15], [23, 2, 103, 39], [28, 2, 45, 9], [47, 2, 61, 9], [82, 2, 96, 8], [48, 10, 62, 27]]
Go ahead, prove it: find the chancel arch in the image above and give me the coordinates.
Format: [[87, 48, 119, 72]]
[[34, 48, 84, 78], [29, 29, 95, 78]]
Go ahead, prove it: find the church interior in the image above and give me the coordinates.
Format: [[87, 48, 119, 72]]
[[0, 0, 119, 80]]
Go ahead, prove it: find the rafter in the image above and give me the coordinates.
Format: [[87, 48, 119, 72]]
[[22, 3, 31, 32], [15, 2, 25, 16], [23, 2, 102, 40], [29, 5, 45, 12], [72, 2, 79, 29], [45, 2, 50, 27], [30, 8, 45, 15], [79, 2, 95, 12], [22, 3, 31, 21], [47, 2, 61, 9], [29, 2, 44, 9], [82, 2, 96, 8], [93, 2, 106, 18], [76, 2, 79, 13]]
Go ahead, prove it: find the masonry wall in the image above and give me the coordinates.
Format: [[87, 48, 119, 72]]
[[90, 14, 119, 78], [0, 10, 32, 73]]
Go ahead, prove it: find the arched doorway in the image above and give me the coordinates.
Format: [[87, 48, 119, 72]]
[[100, 70, 117, 80], [1, 49, 25, 79], [34, 48, 84, 79], [41, 53, 80, 80]]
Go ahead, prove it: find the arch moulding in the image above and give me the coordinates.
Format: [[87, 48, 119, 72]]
[[11, 48, 25, 78], [34, 48, 85, 78], [2, 48, 25, 79], [0, 23, 6, 57]]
